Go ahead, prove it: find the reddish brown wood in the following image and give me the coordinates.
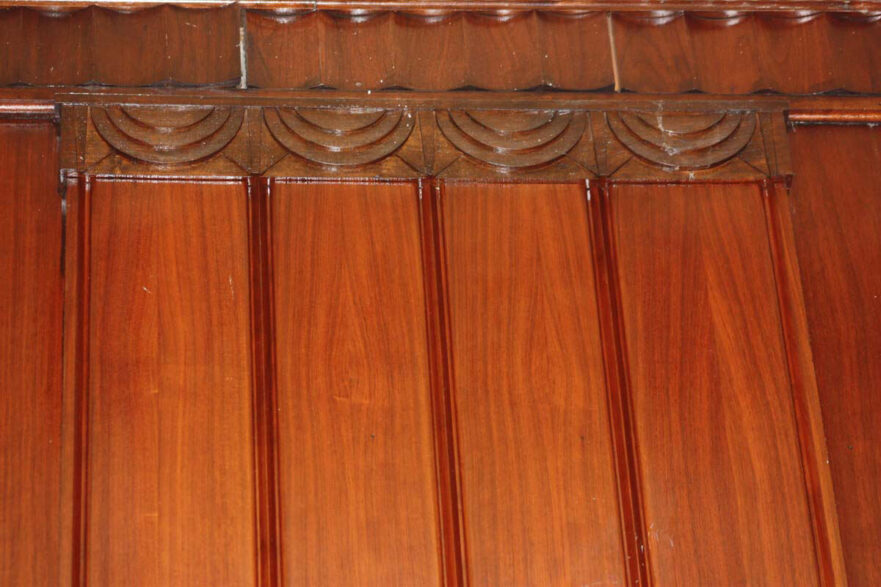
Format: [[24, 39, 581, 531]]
[[443, 183, 627, 586], [790, 126, 881, 587], [0, 6, 240, 86], [272, 181, 441, 586], [0, 123, 63, 587], [587, 179, 651, 587], [246, 10, 613, 91], [419, 179, 467, 587], [611, 183, 820, 585], [84, 179, 257, 586], [247, 177, 283, 587], [613, 12, 881, 94]]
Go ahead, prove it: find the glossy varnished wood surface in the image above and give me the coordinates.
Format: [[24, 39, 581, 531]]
[[272, 181, 441, 586], [611, 183, 819, 585], [0, 123, 62, 587], [790, 127, 881, 587], [86, 180, 256, 586], [443, 183, 626, 586]]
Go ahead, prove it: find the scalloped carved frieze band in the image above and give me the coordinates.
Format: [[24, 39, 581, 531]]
[[436, 110, 587, 169], [91, 105, 245, 166], [264, 107, 415, 167], [60, 102, 791, 180], [606, 111, 757, 170]]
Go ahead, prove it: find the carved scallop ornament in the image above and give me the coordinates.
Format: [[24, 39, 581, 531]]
[[263, 107, 415, 167], [91, 105, 244, 165], [437, 109, 586, 169], [606, 111, 757, 170]]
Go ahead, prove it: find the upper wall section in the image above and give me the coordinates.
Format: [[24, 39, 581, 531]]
[[0, 2, 879, 93]]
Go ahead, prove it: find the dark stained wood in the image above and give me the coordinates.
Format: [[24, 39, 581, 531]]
[[613, 12, 881, 94], [0, 123, 63, 587], [790, 126, 881, 587], [0, 6, 240, 86], [246, 11, 613, 91], [611, 183, 819, 585], [85, 180, 257, 586], [272, 181, 441, 586], [443, 183, 627, 586]]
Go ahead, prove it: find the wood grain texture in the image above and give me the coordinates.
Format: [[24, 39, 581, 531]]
[[0, 6, 239, 86], [790, 127, 881, 587], [85, 180, 256, 586], [611, 183, 819, 585], [272, 181, 441, 586], [443, 183, 626, 586], [0, 123, 63, 587], [613, 12, 881, 94], [247, 11, 613, 91]]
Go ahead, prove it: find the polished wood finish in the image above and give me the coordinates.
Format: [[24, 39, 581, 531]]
[[0, 123, 63, 587], [272, 181, 441, 586], [613, 12, 881, 94], [443, 183, 627, 586], [790, 127, 881, 587], [611, 183, 819, 585], [0, 6, 239, 86], [84, 180, 256, 586]]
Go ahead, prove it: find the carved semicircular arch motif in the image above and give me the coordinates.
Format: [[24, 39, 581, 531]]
[[264, 107, 415, 167], [91, 105, 244, 165], [437, 109, 586, 169], [607, 111, 757, 170]]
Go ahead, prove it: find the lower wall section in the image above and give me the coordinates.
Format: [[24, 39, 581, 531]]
[[442, 183, 627, 586], [791, 127, 881, 587], [271, 181, 442, 586], [0, 123, 63, 587], [84, 180, 257, 586], [610, 183, 820, 585]]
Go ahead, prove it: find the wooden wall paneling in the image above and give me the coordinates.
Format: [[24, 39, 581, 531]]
[[245, 10, 613, 91], [586, 179, 650, 587], [0, 122, 63, 587], [442, 182, 627, 586], [789, 126, 881, 586], [272, 181, 442, 586], [69, 178, 257, 586], [419, 179, 466, 587], [609, 182, 820, 585], [612, 12, 881, 94], [246, 177, 284, 587], [760, 179, 847, 587], [0, 6, 240, 86]]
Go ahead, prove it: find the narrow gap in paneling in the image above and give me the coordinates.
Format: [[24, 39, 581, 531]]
[[606, 13, 621, 92], [246, 176, 284, 587], [69, 175, 92, 587], [239, 7, 248, 89], [759, 179, 847, 587], [585, 179, 650, 587], [418, 178, 468, 587]]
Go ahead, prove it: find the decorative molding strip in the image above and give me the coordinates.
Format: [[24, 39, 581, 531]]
[[59, 98, 791, 180], [91, 105, 244, 165]]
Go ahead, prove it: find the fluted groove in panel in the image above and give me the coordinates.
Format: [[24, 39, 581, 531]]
[[246, 177, 284, 587], [585, 179, 651, 587], [418, 179, 467, 587]]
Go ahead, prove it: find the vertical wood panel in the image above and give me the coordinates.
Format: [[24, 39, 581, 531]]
[[443, 183, 626, 586], [611, 183, 819, 585], [790, 127, 881, 586], [0, 123, 63, 587], [86, 180, 256, 586], [272, 181, 441, 586]]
